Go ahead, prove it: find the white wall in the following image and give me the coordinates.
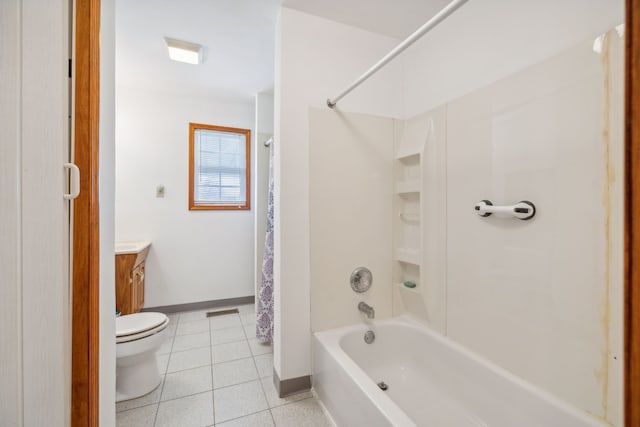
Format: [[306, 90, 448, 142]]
[[115, 87, 256, 307], [309, 109, 394, 331], [100, 0, 116, 425], [254, 92, 274, 297], [256, 93, 275, 135], [274, 7, 404, 381]]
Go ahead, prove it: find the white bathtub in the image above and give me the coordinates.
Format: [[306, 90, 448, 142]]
[[313, 317, 607, 427]]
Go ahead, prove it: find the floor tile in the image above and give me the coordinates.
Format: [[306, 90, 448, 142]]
[[214, 410, 274, 427], [210, 314, 242, 330], [155, 391, 214, 427], [116, 404, 157, 427], [212, 340, 252, 364], [242, 323, 256, 339], [116, 377, 164, 413], [164, 321, 178, 337], [211, 327, 246, 345], [179, 310, 211, 324], [172, 331, 210, 352], [114, 306, 278, 426], [213, 380, 268, 423], [247, 338, 272, 356], [239, 313, 255, 325], [207, 304, 238, 312], [236, 304, 255, 315], [259, 376, 313, 408], [157, 353, 170, 374], [161, 365, 213, 402], [167, 347, 211, 373], [213, 358, 258, 389], [158, 336, 174, 355], [176, 319, 210, 336], [253, 354, 273, 378], [270, 398, 332, 427]]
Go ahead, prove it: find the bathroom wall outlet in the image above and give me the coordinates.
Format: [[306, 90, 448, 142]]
[[156, 185, 165, 198]]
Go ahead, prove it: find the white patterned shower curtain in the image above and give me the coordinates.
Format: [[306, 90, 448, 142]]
[[256, 140, 274, 343]]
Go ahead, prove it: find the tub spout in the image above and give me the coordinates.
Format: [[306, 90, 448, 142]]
[[358, 302, 375, 319]]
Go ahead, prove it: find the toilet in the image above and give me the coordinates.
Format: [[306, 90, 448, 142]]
[[116, 312, 170, 402]]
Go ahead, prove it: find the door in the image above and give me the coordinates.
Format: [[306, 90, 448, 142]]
[[0, 0, 72, 426]]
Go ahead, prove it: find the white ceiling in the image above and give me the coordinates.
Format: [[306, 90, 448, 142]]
[[282, 0, 451, 39], [115, 0, 283, 101], [116, 0, 446, 101]]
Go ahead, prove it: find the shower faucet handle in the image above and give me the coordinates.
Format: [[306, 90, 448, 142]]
[[350, 267, 372, 293]]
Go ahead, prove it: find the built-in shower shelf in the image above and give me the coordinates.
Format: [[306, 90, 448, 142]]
[[395, 283, 429, 319], [395, 248, 421, 265], [395, 283, 421, 295], [396, 180, 420, 194], [398, 212, 420, 222], [395, 151, 421, 162], [394, 126, 426, 318]]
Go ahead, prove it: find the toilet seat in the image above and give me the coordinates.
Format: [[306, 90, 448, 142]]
[[116, 312, 169, 344]]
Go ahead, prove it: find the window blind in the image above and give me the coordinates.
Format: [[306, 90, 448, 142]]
[[193, 128, 246, 206]]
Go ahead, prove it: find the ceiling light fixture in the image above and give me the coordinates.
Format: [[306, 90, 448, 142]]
[[164, 37, 203, 65]]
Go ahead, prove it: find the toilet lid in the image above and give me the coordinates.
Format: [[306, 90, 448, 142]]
[[116, 312, 169, 337], [116, 318, 169, 343]]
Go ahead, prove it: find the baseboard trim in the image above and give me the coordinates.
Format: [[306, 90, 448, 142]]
[[143, 296, 255, 314], [273, 368, 312, 398]]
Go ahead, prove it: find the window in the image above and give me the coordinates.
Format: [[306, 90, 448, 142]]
[[189, 123, 251, 210]]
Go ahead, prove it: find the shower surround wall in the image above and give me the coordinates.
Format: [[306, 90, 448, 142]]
[[276, 0, 623, 424], [392, 106, 447, 333], [309, 110, 394, 332], [273, 7, 404, 385], [448, 37, 623, 423], [392, 32, 624, 426]]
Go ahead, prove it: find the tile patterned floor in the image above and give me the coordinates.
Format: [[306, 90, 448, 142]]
[[116, 304, 333, 427]]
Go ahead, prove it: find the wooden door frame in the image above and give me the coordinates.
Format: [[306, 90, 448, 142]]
[[70, 1, 639, 425], [72, 0, 101, 425], [625, 1, 640, 425]]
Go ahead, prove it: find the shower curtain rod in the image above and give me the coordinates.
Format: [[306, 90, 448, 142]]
[[326, 0, 469, 109]]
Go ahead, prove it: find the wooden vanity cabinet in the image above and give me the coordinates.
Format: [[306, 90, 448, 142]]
[[131, 263, 145, 312], [116, 246, 150, 315]]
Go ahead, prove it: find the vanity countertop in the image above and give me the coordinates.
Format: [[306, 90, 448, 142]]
[[115, 240, 151, 255]]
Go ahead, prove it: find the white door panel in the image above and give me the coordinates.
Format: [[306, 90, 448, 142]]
[[1, 0, 71, 425], [0, 1, 23, 425]]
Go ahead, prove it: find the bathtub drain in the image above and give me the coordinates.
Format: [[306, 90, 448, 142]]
[[364, 330, 375, 344], [377, 381, 388, 391]]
